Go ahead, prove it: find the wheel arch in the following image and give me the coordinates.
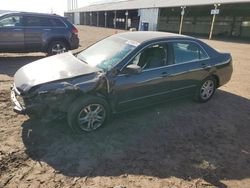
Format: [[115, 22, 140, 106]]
[[83, 91, 112, 109], [211, 74, 220, 88], [66, 85, 111, 108], [44, 37, 70, 52]]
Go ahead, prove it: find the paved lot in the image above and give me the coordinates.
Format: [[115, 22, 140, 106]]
[[0, 26, 250, 188]]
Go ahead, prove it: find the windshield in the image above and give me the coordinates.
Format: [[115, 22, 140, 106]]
[[77, 36, 138, 71]]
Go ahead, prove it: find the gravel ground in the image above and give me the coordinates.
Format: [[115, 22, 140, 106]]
[[0, 26, 250, 188]]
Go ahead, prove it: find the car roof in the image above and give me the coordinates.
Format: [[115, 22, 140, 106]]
[[114, 31, 194, 44], [0, 12, 17, 17], [0, 11, 62, 18]]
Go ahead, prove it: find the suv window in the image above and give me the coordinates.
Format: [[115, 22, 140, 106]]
[[25, 16, 52, 27], [131, 44, 167, 70], [0, 15, 23, 27], [50, 18, 66, 27], [172, 41, 208, 64]]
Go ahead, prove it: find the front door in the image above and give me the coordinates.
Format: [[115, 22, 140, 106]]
[[0, 14, 24, 52], [113, 43, 173, 111]]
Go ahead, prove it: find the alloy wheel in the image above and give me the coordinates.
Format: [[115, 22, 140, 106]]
[[200, 80, 215, 100], [77, 104, 106, 132], [51, 44, 66, 54]]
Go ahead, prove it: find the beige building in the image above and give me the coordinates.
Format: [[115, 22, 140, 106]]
[[65, 0, 250, 38]]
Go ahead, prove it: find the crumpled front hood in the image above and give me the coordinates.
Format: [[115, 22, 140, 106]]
[[14, 52, 101, 93]]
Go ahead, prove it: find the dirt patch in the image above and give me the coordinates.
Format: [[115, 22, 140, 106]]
[[0, 26, 250, 188]]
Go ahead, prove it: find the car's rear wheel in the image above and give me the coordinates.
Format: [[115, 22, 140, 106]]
[[47, 40, 68, 55], [67, 96, 110, 133], [195, 77, 216, 102]]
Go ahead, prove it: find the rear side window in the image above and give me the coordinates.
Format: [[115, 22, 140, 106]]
[[172, 41, 208, 64], [50, 18, 66, 27], [25, 16, 52, 27]]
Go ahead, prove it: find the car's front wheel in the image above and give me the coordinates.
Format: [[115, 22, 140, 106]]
[[47, 40, 68, 55], [195, 77, 217, 102], [67, 96, 110, 133]]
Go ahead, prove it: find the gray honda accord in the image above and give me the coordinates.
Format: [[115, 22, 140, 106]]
[[11, 31, 233, 133]]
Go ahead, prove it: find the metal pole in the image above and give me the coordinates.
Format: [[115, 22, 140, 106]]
[[209, 4, 220, 40], [90, 12, 92, 26], [97, 12, 99, 27], [179, 6, 186, 34], [125, 11, 128, 30], [114, 11, 117, 28], [84, 12, 86, 25], [179, 15, 184, 34], [209, 14, 216, 40], [105, 12, 107, 28]]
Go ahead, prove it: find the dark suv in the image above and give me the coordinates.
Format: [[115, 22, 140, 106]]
[[0, 12, 79, 55]]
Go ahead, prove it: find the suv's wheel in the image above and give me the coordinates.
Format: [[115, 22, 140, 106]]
[[195, 77, 217, 102], [47, 40, 68, 55], [67, 96, 110, 133]]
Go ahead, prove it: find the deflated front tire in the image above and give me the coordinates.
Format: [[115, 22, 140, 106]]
[[67, 95, 110, 133]]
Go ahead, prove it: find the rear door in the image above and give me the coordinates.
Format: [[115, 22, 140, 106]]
[[0, 14, 24, 52], [24, 16, 53, 51], [164, 40, 211, 96]]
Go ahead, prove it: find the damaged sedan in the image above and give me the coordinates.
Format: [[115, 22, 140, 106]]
[[11, 32, 233, 133]]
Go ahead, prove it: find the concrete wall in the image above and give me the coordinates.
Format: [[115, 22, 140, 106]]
[[74, 12, 80, 25], [138, 8, 159, 31]]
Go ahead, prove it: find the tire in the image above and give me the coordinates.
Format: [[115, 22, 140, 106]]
[[47, 40, 68, 56], [195, 77, 217, 103], [67, 95, 110, 133]]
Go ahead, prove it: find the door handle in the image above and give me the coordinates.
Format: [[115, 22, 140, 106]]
[[13, 29, 23, 31], [43, 29, 51, 31], [201, 63, 211, 68]]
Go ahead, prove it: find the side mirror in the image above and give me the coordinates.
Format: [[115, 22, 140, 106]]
[[124, 64, 142, 74]]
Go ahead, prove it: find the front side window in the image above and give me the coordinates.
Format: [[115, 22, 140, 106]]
[[172, 41, 208, 64], [130, 44, 167, 70], [77, 36, 138, 70], [0, 16, 22, 27], [25, 16, 52, 27]]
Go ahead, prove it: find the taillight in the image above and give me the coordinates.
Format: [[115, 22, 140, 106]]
[[72, 27, 78, 35]]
